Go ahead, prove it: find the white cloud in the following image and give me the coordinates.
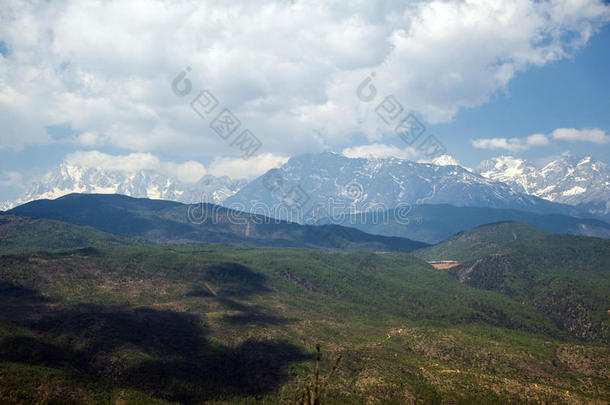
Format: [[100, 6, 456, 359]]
[[551, 127, 609, 144], [473, 127, 609, 151], [163, 161, 207, 184], [0, 171, 23, 187], [75, 131, 105, 147], [472, 133, 550, 151], [342, 143, 418, 160], [0, 0, 608, 154], [65, 151, 160, 172], [207, 153, 289, 179], [64, 150, 206, 183], [525, 133, 551, 147], [472, 138, 511, 150]]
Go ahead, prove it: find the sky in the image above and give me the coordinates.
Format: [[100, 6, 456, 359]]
[[1, 0, 609, 201]]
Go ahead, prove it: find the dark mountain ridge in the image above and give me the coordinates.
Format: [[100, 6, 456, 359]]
[[329, 203, 610, 244], [7, 193, 428, 252]]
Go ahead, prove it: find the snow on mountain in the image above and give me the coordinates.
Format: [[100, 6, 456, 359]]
[[418, 154, 464, 168], [225, 152, 575, 223], [6, 152, 607, 219], [477, 156, 538, 191], [4, 163, 246, 210], [477, 154, 609, 214]]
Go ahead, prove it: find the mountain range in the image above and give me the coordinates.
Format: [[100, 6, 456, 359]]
[[477, 154, 609, 215], [0, 163, 246, 210], [2, 152, 608, 222], [226, 152, 601, 221], [6, 193, 427, 252]]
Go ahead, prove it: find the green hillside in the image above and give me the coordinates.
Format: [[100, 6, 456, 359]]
[[9, 194, 428, 252], [415, 222, 610, 343], [0, 214, 130, 254], [452, 234, 610, 341], [0, 217, 608, 403], [412, 222, 550, 262]]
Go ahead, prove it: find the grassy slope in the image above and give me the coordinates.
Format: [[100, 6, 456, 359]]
[[0, 218, 608, 404]]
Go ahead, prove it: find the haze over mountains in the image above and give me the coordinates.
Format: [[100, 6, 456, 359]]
[[326, 204, 610, 244]]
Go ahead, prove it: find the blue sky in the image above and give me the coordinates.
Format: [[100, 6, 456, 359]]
[[432, 23, 610, 168], [1, 0, 609, 202]]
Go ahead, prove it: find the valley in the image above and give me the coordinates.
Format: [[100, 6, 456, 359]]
[[0, 205, 608, 404]]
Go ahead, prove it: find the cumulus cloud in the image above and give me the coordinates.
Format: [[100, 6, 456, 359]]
[[551, 127, 609, 144], [472, 133, 550, 151], [342, 143, 418, 160], [207, 153, 289, 179], [0, 0, 608, 154], [64, 151, 207, 183]]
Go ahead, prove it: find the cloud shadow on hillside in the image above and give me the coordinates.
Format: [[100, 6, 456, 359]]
[[0, 281, 310, 403]]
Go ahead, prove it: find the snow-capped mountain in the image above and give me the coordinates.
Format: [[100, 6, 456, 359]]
[[3, 163, 246, 210], [225, 152, 580, 222], [477, 154, 609, 214], [419, 154, 470, 170], [6, 152, 607, 219]]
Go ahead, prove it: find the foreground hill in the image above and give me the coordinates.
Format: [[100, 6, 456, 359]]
[[8, 194, 427, 253], [333, 204, 610, 244], [0, 218, 608, 403], [412, 222, 551, 262], [415, 222, 610, 342], [0, 214, 130, 254]]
